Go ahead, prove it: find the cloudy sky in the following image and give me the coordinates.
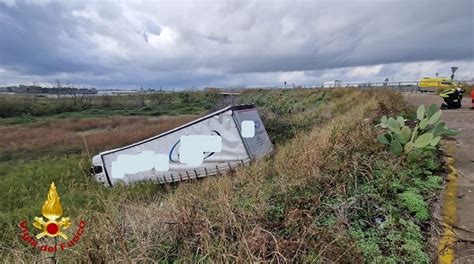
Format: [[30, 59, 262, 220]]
[[0, 0, 473, 89]]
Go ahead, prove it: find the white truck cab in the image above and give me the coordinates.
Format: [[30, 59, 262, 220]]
[[91, 155, 109, 186]]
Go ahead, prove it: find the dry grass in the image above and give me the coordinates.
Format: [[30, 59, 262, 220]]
[[1, 89, 409, 262], [0, 115, 198, 160], [273, 90, 394, 191], [65, 89, 406, 262]]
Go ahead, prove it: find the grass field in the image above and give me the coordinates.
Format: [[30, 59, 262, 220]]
[[0, 89, 444, 262], [0, 91, 220, 124]]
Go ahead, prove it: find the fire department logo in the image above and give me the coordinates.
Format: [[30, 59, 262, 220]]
[[19, 182, 85, 252], [32, 182, 71, 240]]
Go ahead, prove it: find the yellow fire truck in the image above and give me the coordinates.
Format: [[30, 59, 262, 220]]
[[418, 77, 457, 92]]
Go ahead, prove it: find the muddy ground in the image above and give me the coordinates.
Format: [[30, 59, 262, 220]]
[[405, 93, 474, 263]]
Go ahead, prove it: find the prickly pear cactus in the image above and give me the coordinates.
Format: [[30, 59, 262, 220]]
[[377, 104, 458, 156]]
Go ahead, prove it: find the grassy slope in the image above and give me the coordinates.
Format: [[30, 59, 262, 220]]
[[0, 89, 443, 262]]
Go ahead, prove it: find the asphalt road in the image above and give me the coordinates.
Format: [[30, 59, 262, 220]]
[[405, 93, 474, 263]]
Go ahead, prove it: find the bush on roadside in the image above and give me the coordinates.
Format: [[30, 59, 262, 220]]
[[377, 104, 458, 156]]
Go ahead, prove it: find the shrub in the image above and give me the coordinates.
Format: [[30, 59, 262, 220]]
[[377, 104, 458, 155]]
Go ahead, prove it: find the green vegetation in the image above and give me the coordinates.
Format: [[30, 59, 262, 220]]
[[377, 103, 458, 155], [399, 190, 429, 221], [0, 91, 219, 125], [348, 149, 442, 263], [238, 88, 332, 143], [0, 89, 445, 262]]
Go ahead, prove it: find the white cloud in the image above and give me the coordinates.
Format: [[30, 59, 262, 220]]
[[0, 0, 472, 88], [347, 65, 383, 78], [148, 26, 179, 53]]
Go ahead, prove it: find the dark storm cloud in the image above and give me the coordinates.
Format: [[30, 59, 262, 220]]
[[210, 0, 473, 74], [0, 0, 472, 88], [0, 1, 105, 75]]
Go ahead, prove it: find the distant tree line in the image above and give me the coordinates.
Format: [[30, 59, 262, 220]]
[[0, 84, 98, 96]]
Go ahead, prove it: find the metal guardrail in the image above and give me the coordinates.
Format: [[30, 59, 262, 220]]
[[217, 80, 474, 94], [216, 81, 422, 93]]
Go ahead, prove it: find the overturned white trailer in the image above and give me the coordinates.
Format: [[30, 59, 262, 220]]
[[92, 105, 273, 186]]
